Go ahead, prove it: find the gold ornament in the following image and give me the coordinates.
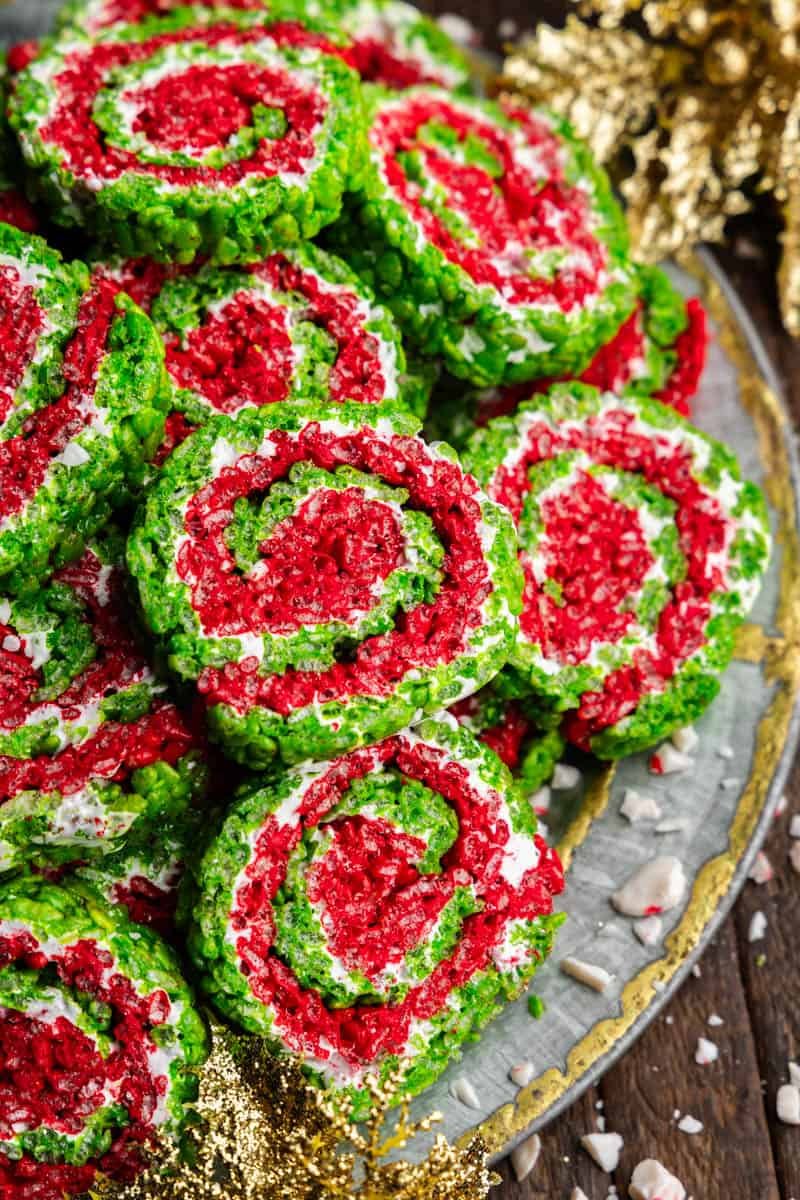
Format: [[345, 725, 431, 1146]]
[[91, 1022, 498, 1200], [501, 0, 800, 336]]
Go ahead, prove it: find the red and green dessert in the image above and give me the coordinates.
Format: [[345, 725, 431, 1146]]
[[93, 242, 433, 458], [0, 531, 207, 875], [127, 400, 522, 767], [188, 716, 563, 1114], [464, 382, 771, 757], [0, 874, 208, 1200], [0, 61, 39, 235], [55, 0, 307, 36], [428, 265, 710, 449], [333, 0, 473, 90], [10, 12, 367, 263], [449, 679, 564, 796], [327, 86, 636, 387], [0, 223, 168, 593]]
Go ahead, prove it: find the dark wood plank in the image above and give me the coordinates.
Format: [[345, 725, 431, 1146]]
[[732, 752, 800, 1200], [602, 919, 780, 1200]]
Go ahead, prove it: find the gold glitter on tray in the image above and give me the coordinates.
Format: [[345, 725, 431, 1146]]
[[92, 1023, 497, 1200], [500, 0, 800, 336]]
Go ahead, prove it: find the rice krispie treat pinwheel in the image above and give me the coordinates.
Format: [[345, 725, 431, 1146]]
[[327, 86, 636, 387], [449, 679, 564, 797], [10, 12, 367, 263], [127, 401, 521, 766], [0, 224, 168, 592], [0, 875, 208, 1199], [464, 382, 771, 758], [429, 265, 710, 450], [0, 532, 206, 876], [333, 0, 473, 90], [189, 716, 563, 1114], [93, 242, 433, 458]]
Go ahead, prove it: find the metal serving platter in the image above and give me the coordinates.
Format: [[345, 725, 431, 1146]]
[[3, 0, 799, 1165]]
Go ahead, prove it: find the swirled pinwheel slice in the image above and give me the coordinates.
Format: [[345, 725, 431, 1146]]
[[449, 677, 564, 796], [55, 0, 317, 36], [326, 86, 636, 387], [333, 0, 473, 90], [92, 242, 434, 456], [10, 14, 367, 264], [0, 531, 207, 875], [464, 383, 771, 757], [0, 875, 208, 1198], [428, 264, 710, 450], [188, 716, 563, 1114], [127, 401, 522, 766], [0, 225, 168, 593]]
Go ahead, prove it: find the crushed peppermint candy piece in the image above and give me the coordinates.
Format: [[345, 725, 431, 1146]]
[[775, 791, 789, 817], [511, 1132, 541, 1182], [633, 915, 663, 946], [695, 1037, 719, 1065], [650, 744, 693, 775], [571, 1190, 590, 1200], [509, 1061, 536, 1088], [552, 763, 581, 790], [748, 851, 773, 884], [692, 964, 702, 978], [450, 1075, 481, 1109], [748, 910, 768, 942], [581, 1131, 624, 1173], [777, 1084, 800, 1125], [655, 819, 688, 834], [436, 12, 480, 44], [720, 777, 741, 790], [611, 856, 687, 917], [717, 745, 735, 760], [790, 841, 800, 874], [677, 1114, 703, 1135], [621, 789, 662, 823], [561, 956, 614, 993], [790, 814, 800, 838], [531, 784, 551, 815], [671, 726, 699, 755], [789, 1061, 800, 1088], [629, 1159, 686, 1200], [497, 17, 518, 38], [708, 1012, 724, 1027]]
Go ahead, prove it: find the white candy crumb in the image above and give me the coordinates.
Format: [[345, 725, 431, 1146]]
[[775, 791, 789, 818], [707, 1012, 724, 1027], [653, 978, 666, 992], [580, 1132, 623, 1173], [692, 964, 702, 978], [720, 777, 741, 790], [748, 851, 773, 885], [748, 910, 768, 942], [629, 1159, 686, 1200], [436, 13, 478, 44], [510, 1132, 541, 1182], [777, 1084, 800, 1125], [789, 1061, 800, 1088], [621, 789, 662, 823], [509, 1061, 535, 1088], [677, 1114, 703, 1135], [497, 17, 517, 38], [611, 856, 687, 917], [717, 745, 735, 760], [650, 744, 693, 775], [596, 1099, 604, 1110], [561, 956, 614, 993], [695, 1037, 719, 1065], [633, 915, 663, 946], [571, 1190, 590, 1200], [1, 635, 21, 652], [790, 841, 800, 874], [790, 814, 800, 838], [530, 785, 550, 815], [450, 1075, 480, 1109], [597, 1113, 606, 1131], [552, 763, 581, 790], [655, 819, 688, 834], [671, 726, 698, 755]]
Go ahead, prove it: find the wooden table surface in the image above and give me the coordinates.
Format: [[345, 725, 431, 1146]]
[[413, 1, 800, 1194]]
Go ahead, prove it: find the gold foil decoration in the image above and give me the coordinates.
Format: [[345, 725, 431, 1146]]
[[501, 1, 800, 336], [92, 1023, 497, 1200]]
